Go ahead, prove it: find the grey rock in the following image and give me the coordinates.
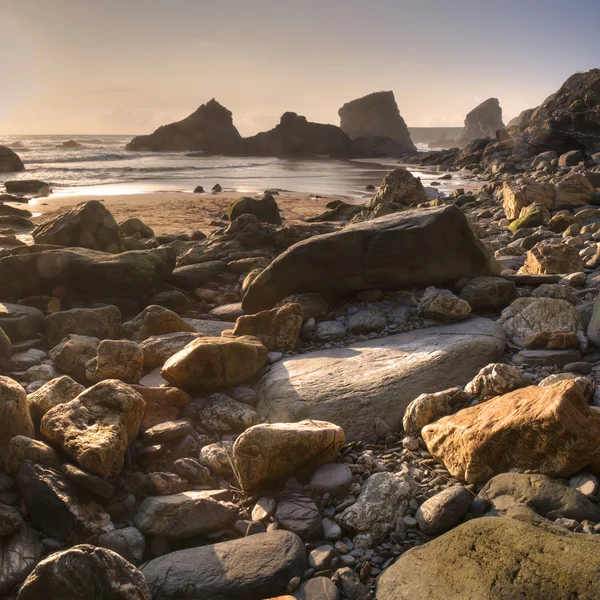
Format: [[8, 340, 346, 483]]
[[311, 463, 353, 498], [97, 527, 146, 565], [415, 486, 472, 536], [294, 576, 340, 600], [346, 310, 387, 334], [315, 321, 347, 342], [275, 494, 322, 540], [0, 303, 44, 342]]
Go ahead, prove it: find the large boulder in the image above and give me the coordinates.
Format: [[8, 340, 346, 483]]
[[554, 173, 596, 209], [422, 381, 600, 484], [0, 377, 34, 463], [233, 421, 344, 492], [242, 112, 351, 158], [0, 303, 44, 342], [502, 179, 554, 220], [45, 305, 121, 347], [126, 98, 242, 152], [242, 205, 499, 313], [519, 242, 584, 275], [338, 91, 417, 153], [140, 531, 306, 600], [229, 195, 282, 224], [0, 247, 176, 301], [366, 168, 428, 210], [17, 544, 151, 600], [161, 335, 268, 393], [256, 318, 505, 439], [377, 513, 600, 600], [33, 201, 121, 253], [122, 305, 196, 341], [523, 68, 600, 154], [0, 145, 25, 172], [40, 380, 145, 478]]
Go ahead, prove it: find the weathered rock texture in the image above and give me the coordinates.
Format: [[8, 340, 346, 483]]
[[256, 318, 505, 439], [0, 145, 25, 172], [242, 205, 499, 313], [338, 91, 417, 153], [462, 98, 504, 141]]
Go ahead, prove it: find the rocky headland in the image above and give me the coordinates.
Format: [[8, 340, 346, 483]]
[[0, 67, 599, 599]]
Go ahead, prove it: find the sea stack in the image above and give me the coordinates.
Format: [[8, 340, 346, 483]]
[[126, 99, 242, 152], [461, 97, 505, 141], [338, 91, 417, 153]]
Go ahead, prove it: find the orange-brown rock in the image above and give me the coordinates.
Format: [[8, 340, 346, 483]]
[[131, 385, 192, 430], [519, 242, 584, 275], [524, 331, 580, 350], [227, 303, 303, 351], [422, 381, 600, 484]]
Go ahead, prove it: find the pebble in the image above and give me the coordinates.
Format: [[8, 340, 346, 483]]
[[252, 496, 276, 521], [570, 473, 599, 496], [322, 517, 342, 541], [308, 545, 335, 571]]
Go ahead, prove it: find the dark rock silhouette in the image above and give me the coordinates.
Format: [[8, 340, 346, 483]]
[[0, 146, 25, 173]]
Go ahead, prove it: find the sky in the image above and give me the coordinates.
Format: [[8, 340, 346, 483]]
[[1, 0, 599, 136]]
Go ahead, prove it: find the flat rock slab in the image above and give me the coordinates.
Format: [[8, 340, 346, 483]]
[[256, 318, 505, 439], [140, 530, 306, 600]]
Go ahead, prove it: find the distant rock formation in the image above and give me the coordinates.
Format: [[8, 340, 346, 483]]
[[0, 146, 25, 173], [522, 69, 600, 154], [506, 108, 535, 133], [338, 91, 417, 154], [126, 99, 242, 152], [429, 98, 505, 149], [241, 112, 352, 158], [409, 127, 463, 146]]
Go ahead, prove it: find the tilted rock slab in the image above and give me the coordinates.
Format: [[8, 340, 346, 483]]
[[242, 205, 500, 313], [422, 381, 600, 484], [0, 376, 34, 463], [233, 420, 345, 492], [378, 512, 600, 600], [140, 531, 306, 600], [256, 318, 505, 440], [40, 380, 145, 478]]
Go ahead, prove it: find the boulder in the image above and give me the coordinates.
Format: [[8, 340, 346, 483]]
[[336, 472, 412, 548], [17, 461, 110, 543], [229, 303, 304, 351], [140, 531, 306, 600], [33, 201, 121, 253], [461, 98, 504, 142], [256, 318, 505, 439], [0, 145, 25, 172], [366, 168, 428, 210], [161, 335, 268, 393], [85, 339, 144, 384], [40, 380, 145, 478], [275, 493, 322, 540], [170, 261, 227, 289], [49, 334, 101, 380], [97, 527, 145, 565], [523, 68, 600, 154], [338, 91, 417, 153], [133, 490, 237, 540], [242, 205, 499, 313], [0, 377, 34, 463], [415, 486, 472, 536], [0, 247, 176, 301], [459, 276, 517, 311], [229, 194, 282, 224], [422, 381, 600, 484], [233, 421, 344, 492], [479, 472, 600, 522], [4, 179, 50, 195], [464, 363, 524, 399], [123, 305, 197, 341], [554, 174, 596, 209], [27, 376, 85, 427], [499, 297, 582, 347], [17, 544, 151, 600], [502, 179, 554, 220], [118, 217, 154, 239], [0, 303, 44, 342], [138, 332, 203, 368], [519, 242, 584, 275], [4, 435, 60, 473], [45, 305, 121, 347], [126, 99, 242, 152], [131, 385, 191, 430], [377, 513, 600, 600], [417, 287, 471, 321]]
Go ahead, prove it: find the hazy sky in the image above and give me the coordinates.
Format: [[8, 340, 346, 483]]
[[1, 0, 599, 136]]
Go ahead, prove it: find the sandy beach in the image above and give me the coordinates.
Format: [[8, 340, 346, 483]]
[[30, 190, 349, 235]]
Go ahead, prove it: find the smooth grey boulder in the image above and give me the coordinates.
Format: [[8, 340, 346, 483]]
[[0, 303, 44, 342], [242, 205, 500, 313], [415, 486, 472, 536], [256, 318, 505, 439], [140, 530, 306, 599]]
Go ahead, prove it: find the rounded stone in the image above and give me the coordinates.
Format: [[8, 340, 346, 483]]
[[311, 463, 353, 498]]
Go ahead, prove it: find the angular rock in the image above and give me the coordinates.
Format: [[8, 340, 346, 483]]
[[242, 205, 499, 313], [46, 305, 121, 348], [133, 491, 237, 540], [140, 531, 306, 600], [97, 527, 145, 565], [17, 544, 151, 600], [49, 334, 100, 380], [502, 179, 554, 220], [519, 242, 584, 275], [275, 494, 322, 540], [402, 388, 465, 437], [4, 435, 60, 474], [161, 335, 268, 393], [123, 305, 196, 342], [170, 261, 227, 289], [554, 173, 596, 209], [0, 377, 34, 463], [422, 381, 600, 484], [187, 393, 257, 433], [415, 486, 472, 536], [33, 200, 121, 253], [0, 303, 44, 343], [131, 385, 191, 430], [464, 363, 524, 399], [86, 339, 143, 384], [366, 168, 428, 210], [459, 276, 517, 311], [256, 319, 505, 439], [40, 380, 145, 478], [27, 376, 85, 428], [233, 420, 344, 492], [417, 287, 471, 321]]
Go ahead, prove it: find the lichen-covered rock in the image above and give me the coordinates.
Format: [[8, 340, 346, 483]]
[[49, 334, 101, 380], [40, 380, 145, 478], [0, 377, 34, 463], [161, 335, 268, 393], [123, 305, 196, 342], [45, 305, 121, 348], [366, 168, 428, 210], [422, 381, 600, 484], [85, 339, 143, 384], [233, 421, 345, 492], [17, 544, 151, 600], [417, 287, 471, 321], [519, 242, 584, 275], [27, 376, 85, 428], [403, 388, 466, 437], [499, 297, 582, 347], [464, 363, 524, 399], [502, 179, 554, 220], [228, 303, 303, 351]]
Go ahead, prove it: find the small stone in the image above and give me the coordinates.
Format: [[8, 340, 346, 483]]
[[403, 515, 418, 528], [252, 496, 276, 521], [570, 473, 599, 496], [322, 518, 343, 541], [308, 545, 335, 571], [311, 463, 353, 498]]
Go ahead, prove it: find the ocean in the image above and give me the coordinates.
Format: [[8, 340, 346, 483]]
[[0, 134, 457, 199]]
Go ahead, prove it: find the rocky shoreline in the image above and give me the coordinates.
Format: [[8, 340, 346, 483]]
[[0, 68, 598, 599]]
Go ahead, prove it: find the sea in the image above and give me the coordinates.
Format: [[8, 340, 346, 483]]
[[0, 134, 458, 200]]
